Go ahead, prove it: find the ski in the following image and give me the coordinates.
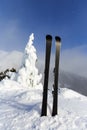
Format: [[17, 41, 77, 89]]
[[41, 35, 52, 116], [52, 36, 61, 116]]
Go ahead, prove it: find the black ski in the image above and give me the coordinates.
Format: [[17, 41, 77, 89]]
[[52, 36, 61, 116], [41, 35, 52, 116]]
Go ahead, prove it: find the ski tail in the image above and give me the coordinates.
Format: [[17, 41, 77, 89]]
[[41, 35, 52, 116], [52, 36, 61, 116]]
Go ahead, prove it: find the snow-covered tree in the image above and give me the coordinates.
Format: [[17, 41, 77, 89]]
[[17, 33, 42, 88]]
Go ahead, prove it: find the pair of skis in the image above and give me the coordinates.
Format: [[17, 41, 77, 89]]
[[41, 35, 61, 116]]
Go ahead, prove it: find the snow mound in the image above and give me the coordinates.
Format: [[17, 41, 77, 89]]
[[17, 33, 42, 88]]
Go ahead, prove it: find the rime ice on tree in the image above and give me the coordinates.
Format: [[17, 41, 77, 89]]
[[17, 33, 42, 88]]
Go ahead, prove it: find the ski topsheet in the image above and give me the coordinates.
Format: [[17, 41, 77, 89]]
[[52, 36, 61, 116], [41, 35, 52, 116], [41, 35, 61, 116]]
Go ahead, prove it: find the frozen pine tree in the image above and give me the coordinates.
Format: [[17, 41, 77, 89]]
[[17, 33, 42, 88]]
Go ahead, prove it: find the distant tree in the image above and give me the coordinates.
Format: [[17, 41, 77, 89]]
[[10, 68, 16, 72], [4, 69, 9, 74], [0, 68, 16, 81]]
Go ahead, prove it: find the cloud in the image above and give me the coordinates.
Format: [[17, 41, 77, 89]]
[[0, 19, 87, 78], [38, 45, 87, 78], [0, 50, 23, 72], [60, 45, 87, 78]]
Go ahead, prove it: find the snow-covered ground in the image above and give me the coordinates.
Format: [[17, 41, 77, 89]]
[[0, 33, 87, 130], [0, 79, 87, 130]]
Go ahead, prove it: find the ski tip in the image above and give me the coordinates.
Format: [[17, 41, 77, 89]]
[[55, 36, 61, 42], [46, 35, 52, 41]]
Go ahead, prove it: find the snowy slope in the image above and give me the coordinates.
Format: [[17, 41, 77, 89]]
[[0, 79, 87, 130], [0, 50, 87, 129]]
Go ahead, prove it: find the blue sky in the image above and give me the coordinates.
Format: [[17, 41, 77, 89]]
[[0, 0, 87, 53]]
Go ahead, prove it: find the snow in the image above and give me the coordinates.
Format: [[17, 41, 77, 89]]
[[0, 79, 87, 130]]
